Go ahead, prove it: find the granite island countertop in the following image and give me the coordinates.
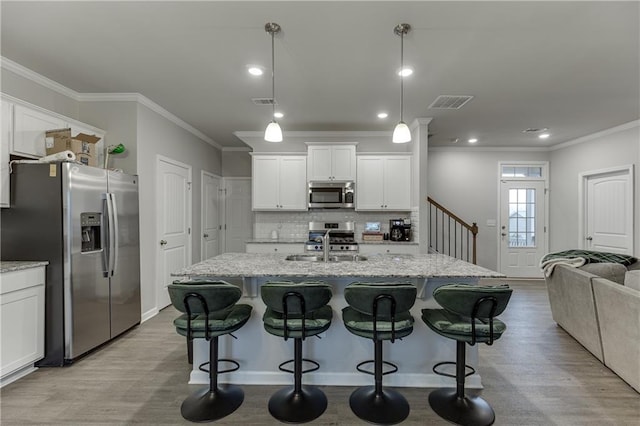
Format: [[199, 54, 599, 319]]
[[173, 253, 503, 279], [0, 261, 49, 273]]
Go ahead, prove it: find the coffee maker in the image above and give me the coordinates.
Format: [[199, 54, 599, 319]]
[[389, 219, 411, 241]]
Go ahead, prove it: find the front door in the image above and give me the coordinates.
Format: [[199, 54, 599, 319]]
[[156, 156, 192, 309], [581, 166, 634, 254], [499, 180, 547, 277], [201, 171, 221, 260]]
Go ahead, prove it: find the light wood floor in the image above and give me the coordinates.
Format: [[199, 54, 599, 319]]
[[1, 280, 638, 425]]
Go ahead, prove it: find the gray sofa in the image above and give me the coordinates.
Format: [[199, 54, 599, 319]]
[[545, 263, 640, 393]]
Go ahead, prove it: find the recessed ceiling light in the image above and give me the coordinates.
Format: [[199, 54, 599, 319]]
[[247, 65, 264, 76], [273, 112, 284, 118], [397, 67, 413, 77], [468, 138, 478, 143], [377, 112, 389, 119], [538, 133, 550, 139]]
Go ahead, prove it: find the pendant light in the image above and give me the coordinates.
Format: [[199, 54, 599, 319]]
[[392, 23, 411, 143], [264, 22, 282, 142]]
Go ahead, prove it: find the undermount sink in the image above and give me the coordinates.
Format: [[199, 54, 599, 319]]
[[285, 254, 368, 262]]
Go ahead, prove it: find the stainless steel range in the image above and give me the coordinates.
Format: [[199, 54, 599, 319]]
[[305, 221, 359, 252]]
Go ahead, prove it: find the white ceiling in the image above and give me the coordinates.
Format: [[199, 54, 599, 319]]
[[1, 1, 638, 149]]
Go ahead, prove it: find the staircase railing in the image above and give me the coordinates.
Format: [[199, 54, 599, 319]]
[[427, 197, 478, 264]]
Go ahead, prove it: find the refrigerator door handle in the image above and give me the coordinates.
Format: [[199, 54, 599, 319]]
[[101, 194, 110, 278], [110, 192, 120, 276], [106, 192, 116, 277]]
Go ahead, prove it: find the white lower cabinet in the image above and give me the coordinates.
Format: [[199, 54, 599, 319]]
[[246, 243, 305, 254], [0, 266, 46, 386], [359, 244, 419, 255]]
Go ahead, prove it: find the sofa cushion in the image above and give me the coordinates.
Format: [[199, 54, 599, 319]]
[[624, 270, 640, 292], [578, 263, 627, 284]]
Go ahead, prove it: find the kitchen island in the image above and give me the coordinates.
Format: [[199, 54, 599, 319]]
[[172, 253, 504, 388]]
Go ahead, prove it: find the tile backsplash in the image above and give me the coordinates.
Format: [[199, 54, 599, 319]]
[[255, 208, 419, 241]]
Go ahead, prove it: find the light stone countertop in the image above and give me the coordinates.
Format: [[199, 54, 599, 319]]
[[173, 253, 503, 279], [246, 239, 306, 244], [0, 261, 49, 273]]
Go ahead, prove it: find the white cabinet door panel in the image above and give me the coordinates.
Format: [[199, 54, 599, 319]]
[[307, 146, 332, 181], [252, 156, 280, 210], [1, 101, 11, 207], [13, 104, 65, 158], [279, 156, 307, 210], [331, 145, 356, 181], [383, 156, 411, 210]]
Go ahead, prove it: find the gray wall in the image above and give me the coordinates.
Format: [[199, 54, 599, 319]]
[[222, 150, 251, 177], [1, 69, 79, 119], [549, 123, 640, 256], [427, 149, 550, 270], [79, 101, 138, 174], [136, 103, 222, 316]]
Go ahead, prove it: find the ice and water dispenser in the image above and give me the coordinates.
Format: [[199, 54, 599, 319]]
[[80, 212, 102, 252]]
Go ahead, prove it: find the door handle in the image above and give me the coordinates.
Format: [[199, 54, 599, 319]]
[[160, 240, 167, 246], [501, 233, 507, 237], [586, 236, 593, 241], [203, 234, 209, 238]]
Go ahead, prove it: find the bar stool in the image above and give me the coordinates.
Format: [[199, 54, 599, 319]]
[[168, 280, 253, 422], [261, 280, 333, 423], [342, 282, 417, 425], [422, 284, 512, 426]]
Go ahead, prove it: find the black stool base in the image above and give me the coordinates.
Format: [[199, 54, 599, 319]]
[[268, 385, 327, 424], [349, 386, 410, 425], [181, 384, 244, 423], [428, 388, 495, 426]]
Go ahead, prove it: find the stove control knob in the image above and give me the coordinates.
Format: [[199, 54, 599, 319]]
[[340, 246, 345, 250]]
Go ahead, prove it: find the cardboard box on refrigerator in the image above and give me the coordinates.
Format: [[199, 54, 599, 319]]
[[45, 128, 101, 167]]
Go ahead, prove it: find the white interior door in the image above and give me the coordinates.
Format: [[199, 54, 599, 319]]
[[499, 180, 546, 277], [201, 171, 221, 260], [156, 156, 192, 309], [224, 178, 253, 253], [581, 166, 634, 254]]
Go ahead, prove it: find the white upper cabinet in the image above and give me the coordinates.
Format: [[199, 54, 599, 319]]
[[12, 104, 65, 158], [356, 155, 411, 211], [1, 101, 11, 207], [252, 155, 308, 211], [307, 144, 356, 181]]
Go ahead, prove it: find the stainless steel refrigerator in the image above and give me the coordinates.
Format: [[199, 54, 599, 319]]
[[1, 162, 141, 366]]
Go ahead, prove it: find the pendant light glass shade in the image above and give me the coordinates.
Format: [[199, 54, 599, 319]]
[[265, 120, 283, 142], [264, 22, 282, 142], [393, 23, 411, 144], [392, 121, 411, 143]]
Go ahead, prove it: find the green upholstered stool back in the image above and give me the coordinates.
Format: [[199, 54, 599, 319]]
[[344, 282, 417, 317], [261, 281, 332, 314], [168, 280, 242, 313], [433, 284, 512, 319]]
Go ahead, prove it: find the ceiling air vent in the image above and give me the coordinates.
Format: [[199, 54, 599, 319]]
[[251, 97, 277, 105], [428, 95, 474, 109]]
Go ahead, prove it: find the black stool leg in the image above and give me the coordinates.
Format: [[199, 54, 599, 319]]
[[428, 341, 495, 426], [349, 339, 410, 425], [180, 336, 244, 422], [268, 337, 327, 423]]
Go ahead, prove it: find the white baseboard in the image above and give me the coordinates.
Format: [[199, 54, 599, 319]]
[[141, 307, 158, 323], [0, 365, 38, 388]]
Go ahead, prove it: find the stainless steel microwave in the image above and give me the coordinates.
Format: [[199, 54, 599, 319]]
[[308, 181, 355, 208]]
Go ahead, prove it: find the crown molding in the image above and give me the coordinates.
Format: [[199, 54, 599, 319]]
[[222, 147, 252, 152], [549, 119, 640, 151], [1, 56, 81, 100], [1, 56, 221, 149], [429, 145, 549, 153]]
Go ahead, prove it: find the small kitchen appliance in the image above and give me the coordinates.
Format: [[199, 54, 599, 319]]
[[305, 221, 359, 252], [389, 219, 411, 241]]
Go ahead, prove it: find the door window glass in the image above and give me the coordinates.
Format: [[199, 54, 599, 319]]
[[508, 188, 536, 247]]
